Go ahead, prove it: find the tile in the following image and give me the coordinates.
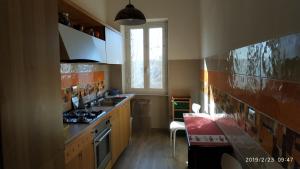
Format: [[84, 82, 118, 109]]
[[76, 64, 94, 73], [231, 43, 261, 77], [261, 33, 300, 83], [60, 63, 73, 74], [261, 39, 282, 79], [94, 71, 104, 82], [71, 73, 78, 86], [259, 123, 274, 154], [61, 74, 72, 89], [60, 63, 106, 112], [277, 81, 300, 133], [282, 128, 300, 168]]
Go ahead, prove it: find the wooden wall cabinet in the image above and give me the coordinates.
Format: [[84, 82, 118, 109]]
[[1, 0, 65, 168], [105, 27, 123, 64], [59, 23, 107, 62], [58, 0, 124, 65]]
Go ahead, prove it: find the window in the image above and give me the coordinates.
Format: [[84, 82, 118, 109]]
[[125, 21, 167, 94]]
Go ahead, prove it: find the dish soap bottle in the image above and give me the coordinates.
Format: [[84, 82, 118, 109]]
[[78, 93, 85, 109]]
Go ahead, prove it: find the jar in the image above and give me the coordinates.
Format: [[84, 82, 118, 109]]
[[59, 12, 71, 26]]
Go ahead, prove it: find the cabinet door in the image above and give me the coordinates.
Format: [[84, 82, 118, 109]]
[[120, 101, 130, 151], [81, 142, 94, 169], [65, 130, 94, 169], [111, 108, 121, 164], [124, 101, 131, 145], [59, 24, 106, 62], [105, 28, 123, 64], [65, 153, 81, 169]]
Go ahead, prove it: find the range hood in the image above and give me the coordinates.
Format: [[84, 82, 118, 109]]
[[58, 23, 106, 63]]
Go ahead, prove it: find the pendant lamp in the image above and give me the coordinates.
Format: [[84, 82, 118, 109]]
[[114, 0, 146, 25]]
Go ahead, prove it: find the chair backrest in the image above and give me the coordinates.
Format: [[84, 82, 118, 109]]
[[192, 103, 201, 114], [221, 153, 242, 169]]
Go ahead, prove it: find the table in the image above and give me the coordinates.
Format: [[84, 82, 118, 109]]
[[184, 113, 233, 169]]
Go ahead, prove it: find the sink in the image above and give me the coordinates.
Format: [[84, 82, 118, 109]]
[[93, 96, 127, 107], [101, 97, 127, 106]]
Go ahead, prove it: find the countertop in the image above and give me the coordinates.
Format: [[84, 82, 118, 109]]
[[64, 94, 134, 144]]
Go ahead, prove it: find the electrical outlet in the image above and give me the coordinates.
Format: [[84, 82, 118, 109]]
[[248, 107, 256, 125]]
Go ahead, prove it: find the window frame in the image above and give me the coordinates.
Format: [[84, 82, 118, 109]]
[[124, 21, 168, 95]]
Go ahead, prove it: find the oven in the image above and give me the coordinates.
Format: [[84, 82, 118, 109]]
[[94, 118, 111, 169]]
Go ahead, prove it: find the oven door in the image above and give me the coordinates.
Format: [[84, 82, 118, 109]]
[[94, 128, 112, 169]]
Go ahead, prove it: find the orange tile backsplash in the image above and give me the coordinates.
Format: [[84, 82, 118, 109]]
[[60, 63, 105, 112], [200, 33, 300, 168]]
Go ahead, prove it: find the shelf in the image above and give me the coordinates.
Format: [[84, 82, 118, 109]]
[[173, 100, 190, 103], [174, 109, 190, 111], [171, 96, 191, 121], [58, 0, 106, 40]]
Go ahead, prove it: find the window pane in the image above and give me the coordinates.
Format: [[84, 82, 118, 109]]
[[149, 28, 163, 89], [130, 29, 144, 88]]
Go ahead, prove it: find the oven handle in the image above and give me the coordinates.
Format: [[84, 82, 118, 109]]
[[95, 129, 111, 143]]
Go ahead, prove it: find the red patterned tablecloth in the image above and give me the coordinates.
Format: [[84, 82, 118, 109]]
[[184, 113, 229, 147]]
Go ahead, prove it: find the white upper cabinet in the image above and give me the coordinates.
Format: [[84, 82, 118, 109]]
[[105, 27, 124, 64], [59, 23, 106, 63]]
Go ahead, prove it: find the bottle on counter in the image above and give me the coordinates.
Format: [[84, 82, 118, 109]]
[[78, 93, 85, 109]]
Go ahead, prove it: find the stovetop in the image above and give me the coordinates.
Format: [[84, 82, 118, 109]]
[[63, 109, 105, 124]]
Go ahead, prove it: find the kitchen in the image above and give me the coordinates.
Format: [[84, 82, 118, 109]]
[[1, 0, 300, 169]]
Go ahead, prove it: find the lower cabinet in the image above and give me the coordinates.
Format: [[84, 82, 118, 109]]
[[111, 108, 121, 165], [120, 101, 130, 151], [65, 129, 94, 169], [64, 99, 131, 169], [81, 141, 94, 169], [111, 100, 131, 166]]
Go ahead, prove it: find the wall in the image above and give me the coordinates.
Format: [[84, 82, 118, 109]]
[[131, 96, 169, 130], [199, 1, 300, 167], [201, 34, 300, 169], [61, 63, 109, 112], [198, 1, 300, 168], [107, 0, 201, 60], [199, 0, 300, 58], [168, 60, 201, 111], [0, 0, 64, 168], [108, 64, 123, 91], [69, 0, 107, 22]]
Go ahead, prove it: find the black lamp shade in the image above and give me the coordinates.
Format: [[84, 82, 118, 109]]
[[115, 4, 146, 25]]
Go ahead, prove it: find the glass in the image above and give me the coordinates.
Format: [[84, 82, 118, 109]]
[[149, 27, 163, 89], [130, 29, 144, 88]]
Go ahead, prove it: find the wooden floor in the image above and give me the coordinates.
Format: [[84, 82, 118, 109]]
[[112, 129, 188, 169]]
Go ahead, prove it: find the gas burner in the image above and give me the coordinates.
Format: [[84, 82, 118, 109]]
[[63, 109, 105, 124]]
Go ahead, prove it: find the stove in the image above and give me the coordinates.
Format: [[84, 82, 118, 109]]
[[63, 109, 105, 124]]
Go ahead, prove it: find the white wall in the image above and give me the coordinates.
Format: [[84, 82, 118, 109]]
[[199, 0, 300, 58], [107, 0, 201, 60], [70, 0, 107, 22]]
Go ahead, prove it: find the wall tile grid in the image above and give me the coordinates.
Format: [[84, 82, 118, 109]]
[[61, 63, 105, 112], [200, 33, 300, 169]]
